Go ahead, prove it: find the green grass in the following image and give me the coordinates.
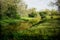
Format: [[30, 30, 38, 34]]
[[16, 19, 60, 40], [1, 16, 60, 40]]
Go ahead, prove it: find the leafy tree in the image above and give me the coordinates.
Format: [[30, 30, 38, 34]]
[[39, 11, 47, 19], [0, 0, 22, 40], [50, 0, 60, 13], [28, 12, 37, 17], [57, 0, 60, 12], [0, 0, 21, 19], [17, 1, 28, 17], [28, 8, 38, 18]]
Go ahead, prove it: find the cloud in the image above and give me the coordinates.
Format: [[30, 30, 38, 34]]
[[24, 0, 57, 11]]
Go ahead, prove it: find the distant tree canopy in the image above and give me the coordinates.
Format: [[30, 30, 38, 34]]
[[39, 11, 46, 19], [57, 0, 60, 12], [50, 0, 60, 13], [29, 12, 37, 17]]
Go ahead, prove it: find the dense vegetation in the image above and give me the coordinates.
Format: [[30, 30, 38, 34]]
[[0, 0, 60, 40]]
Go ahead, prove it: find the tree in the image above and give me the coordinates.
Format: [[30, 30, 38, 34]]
[[0, 0, 19, 13], [17, 1, 28, 17], [28, 12, 37, 17], [39, 10, 48, 20], [50, 0, 60, 13], [57, 0, 60, 12], [0, 0, 21, 19], [0, 0, 22, 40], [28, 8, 38, 17]]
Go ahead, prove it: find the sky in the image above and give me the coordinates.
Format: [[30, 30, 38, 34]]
[[23, 0, 57, 11]]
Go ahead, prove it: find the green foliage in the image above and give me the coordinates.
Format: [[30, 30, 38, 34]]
[[0, 0, 21, 40], [39, 11, 47, 19], [39, 10, 58, 20], [28, 12, 37, 17], [4, 6, 20, 19], [14, 19, 59, 40], [0, 0, 59, 40], [0, 19, 21, 40]]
